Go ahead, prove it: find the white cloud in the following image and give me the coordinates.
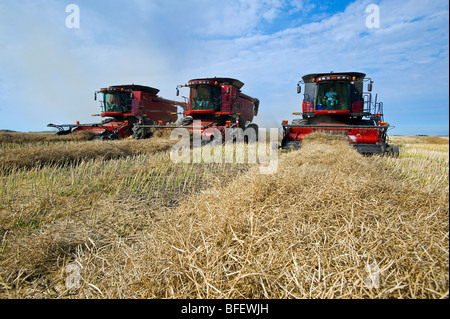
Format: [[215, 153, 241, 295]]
[[173, 0, 449, 133], [0, 0, 448, 134]]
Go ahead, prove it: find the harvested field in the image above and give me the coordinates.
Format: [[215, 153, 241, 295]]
[[0, 133, 448, 299], [0, 137, 176, 170], [0, 131, 97, 147]]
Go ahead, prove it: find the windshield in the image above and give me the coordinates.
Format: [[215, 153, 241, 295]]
[[316, 81, 350, 111], [190, 85, 221, 111], [102, 92, 132, 113], [304, 83, 316, 104]]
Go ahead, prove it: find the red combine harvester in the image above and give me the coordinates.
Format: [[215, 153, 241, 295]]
[[48, 84, 185, 140], [281, 72, 398, 156], [135, 77, 260, 142]]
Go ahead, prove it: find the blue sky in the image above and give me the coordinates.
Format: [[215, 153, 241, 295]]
[[0, 0, 448, 135]]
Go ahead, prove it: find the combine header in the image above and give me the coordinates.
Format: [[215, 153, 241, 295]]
[[48, 84, 185, 140], [281, 72, 398, 156], [136, 77, 260, 142]]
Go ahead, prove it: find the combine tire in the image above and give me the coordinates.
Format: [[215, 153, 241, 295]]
[[245, 123, 259, 143], [90, 132, 119, 141], [281, 137, 301, 149], [56, 130, 71, 135], [132, 119, 153, 140], [90, 135, 103, 141], [108, 133, 119, 140], [387, 145, 400, 158], [132, 125, 153, 140]]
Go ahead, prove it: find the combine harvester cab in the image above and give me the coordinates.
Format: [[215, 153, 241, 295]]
[[48, 84, 185, 140], [172, 77, 260, 142], [281, 72, 399, 156]]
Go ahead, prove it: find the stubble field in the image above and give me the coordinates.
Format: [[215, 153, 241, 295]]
[[0, 131, 448, 298]]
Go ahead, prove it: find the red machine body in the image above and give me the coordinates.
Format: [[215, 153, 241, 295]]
[[175, 77, 260, 141], [48, 84, 184, 140], [281, 72, 397, 155]]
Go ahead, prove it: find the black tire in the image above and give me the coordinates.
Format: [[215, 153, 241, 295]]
[[388, 145, 400, 158], [245, 123, 259, 143], [109, 133, 119, 140], [283, 141, 301, 149], [225, 125, 239, 144], [89, 135, 103, 141], [132, 125, 153, 140], [281, 136, 301, 149], [97, 131, 119, 141], [132, 119, 154, 140], [56, 130, 71, 136]]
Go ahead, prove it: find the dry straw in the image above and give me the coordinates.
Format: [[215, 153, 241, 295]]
[[143, 133, 448, 298], [0, 137, 175, 170], [0, 131, 96, 146], [0, 133, 448, 298]]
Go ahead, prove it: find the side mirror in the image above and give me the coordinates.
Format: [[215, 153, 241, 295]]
[[368, 82, 373, 92], [94, 92, 97, 100], [176, 88, 179, 96], [297, 85, 301, 94]]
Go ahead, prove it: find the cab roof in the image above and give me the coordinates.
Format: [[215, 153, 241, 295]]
[[302, 72, 366, 83], [110, 85, 160, 95], [189, 77, 245, 89]]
